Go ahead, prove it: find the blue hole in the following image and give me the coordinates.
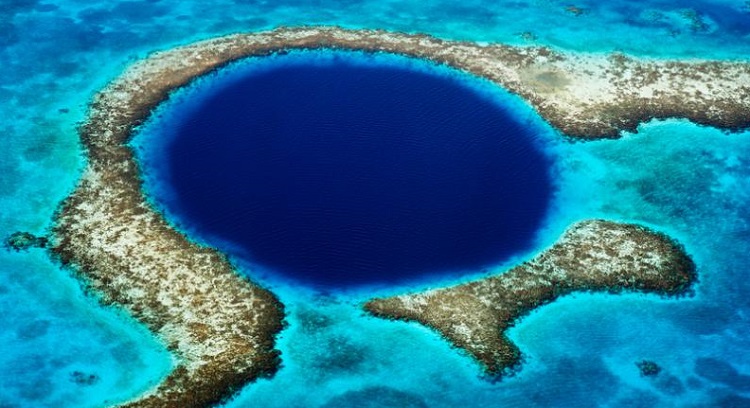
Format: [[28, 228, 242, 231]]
[[138, 51, 554, 289]]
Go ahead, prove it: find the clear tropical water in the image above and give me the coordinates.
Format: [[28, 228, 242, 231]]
[[2, 0, 750, 407]]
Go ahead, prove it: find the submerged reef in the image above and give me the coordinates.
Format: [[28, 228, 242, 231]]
[[50, 26, 720, 406], [70, 26, 749, 146], [53, 135, 284, 407], [365, 220, 696, 376], [637, 360, 662, 377], [5, 231, 48, 251]]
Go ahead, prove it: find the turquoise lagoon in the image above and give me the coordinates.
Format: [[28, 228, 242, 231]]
[[2, 0, 750, 407]]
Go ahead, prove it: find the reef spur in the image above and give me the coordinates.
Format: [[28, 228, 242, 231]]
[[53, 133, 285, 408], [365, 220, 696, 376], [52, 26, 721, 406]]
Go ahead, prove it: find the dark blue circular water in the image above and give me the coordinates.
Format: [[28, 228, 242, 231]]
[[149, 54, 552, 288]]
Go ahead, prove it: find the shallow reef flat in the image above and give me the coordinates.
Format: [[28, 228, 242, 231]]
[[78, 26, 750, 151], [52, 26, 721, 406], [365, 220, 697, 376], [53, 159, 284, 407]]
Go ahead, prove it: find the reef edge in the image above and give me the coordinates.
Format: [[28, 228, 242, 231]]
[[364, 220, 697, 376]]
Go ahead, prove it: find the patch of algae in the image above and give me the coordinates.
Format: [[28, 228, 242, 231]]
[[50, 26, 722, 405], [365, 220, 696, 376]]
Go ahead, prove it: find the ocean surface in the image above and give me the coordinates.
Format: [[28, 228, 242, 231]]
[[2, 0, 750, 407]]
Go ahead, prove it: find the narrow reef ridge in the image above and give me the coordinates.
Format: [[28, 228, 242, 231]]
[[81, 26, 750, 152], [364, 220, 696, 376], [5, 231, 48, 251], [53, 148, 284, 408], [52, 26, 719, 406]]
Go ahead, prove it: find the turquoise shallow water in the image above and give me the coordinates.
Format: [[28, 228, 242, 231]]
[[2, 0, 750, 407]]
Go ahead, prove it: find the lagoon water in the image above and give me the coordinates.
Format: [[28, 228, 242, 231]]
[[3, 0, 750, 407], [136, 53, 552, 289]]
